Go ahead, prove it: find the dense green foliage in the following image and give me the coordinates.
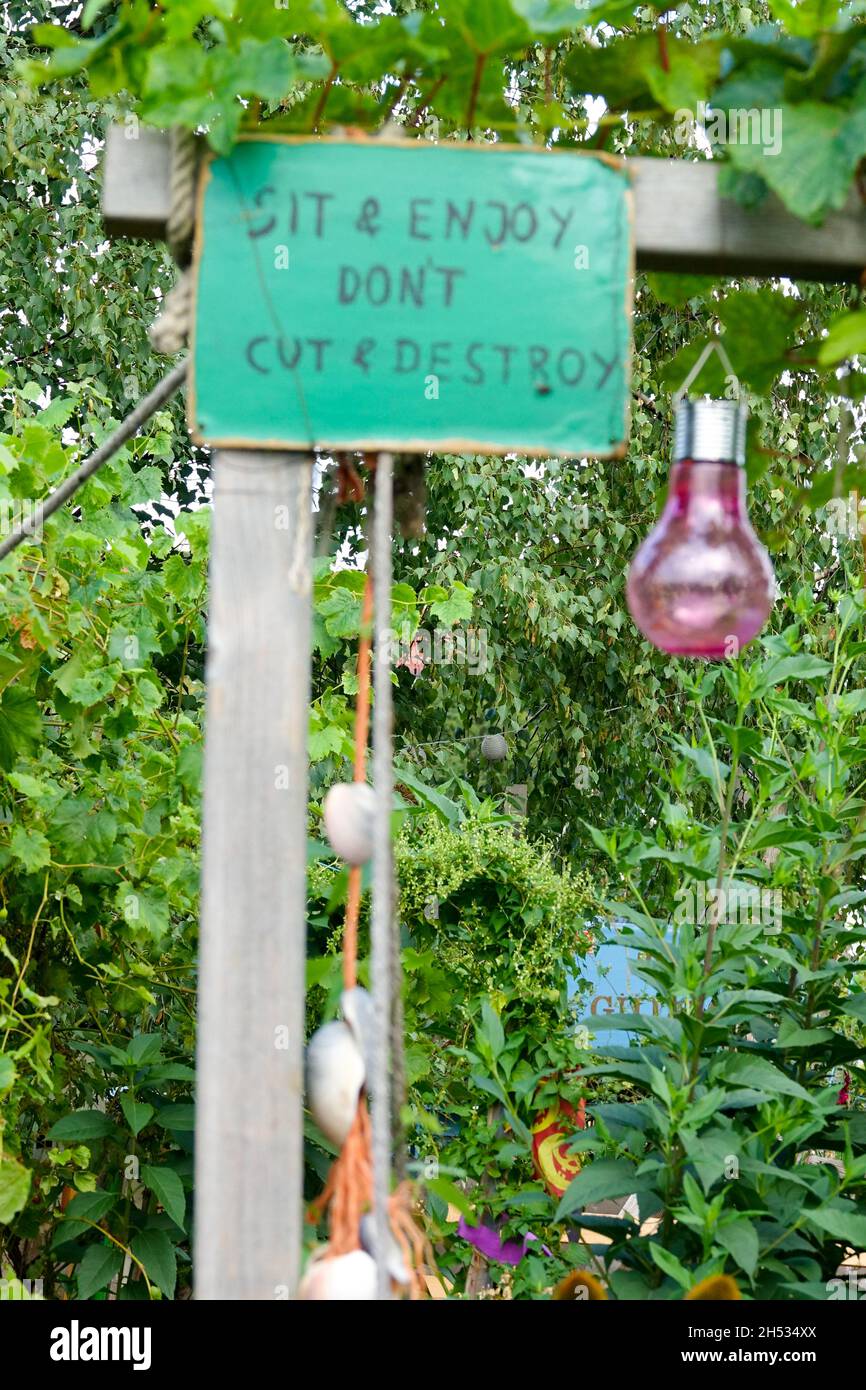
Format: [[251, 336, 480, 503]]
[[0, 367, 204, 1297]]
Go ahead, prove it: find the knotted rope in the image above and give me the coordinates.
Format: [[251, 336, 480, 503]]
[[149, 128, 200, 355], [149, 270, 193, 356], [166, 128, 199, 268]]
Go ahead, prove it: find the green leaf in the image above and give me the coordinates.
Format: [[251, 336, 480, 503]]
[[806, 1204, 866, 1249], [713, 1054, 811, 1102], [125, 1033, 164, 1066], [77, 1242, 124, 1300], [318, 585, 364, 639], [145, 1063, 196, 1083], [841, 994, 866, 1025], [308, 722, 347, 762], [646, 273, 713, 308], [767, 0, 840, 38], [114, 884, 171, 941], [0, 1056, 15, 1094], [0, 686, 43, 769], [65, 1190, 117, 1222], [479, 998, 505, 1058], [419, 584, 448, 604], [447, 0, 531, 56], [424, 1175, 473, 1219], [0, 1154, 32, 1224], [8, 825, 51, 872], [394, 765, 461, 825], [672, 736, 730, 786], [777, 1019, 835, 1048], [130, 1228, 177, 1298], [176, 741, 202, 797], [727, 99, 866, 224], [555, 1158, 642, 1220], [31, 22, 84, 50], [583, 822, 618, 860], [47, 1110, 120, 1142], [120, 1095, 155, 1137], [140, 1165, 186, 1231], [510, 0, 586, 36], [82, 0, 114, 27], [0, 648, 23, 694], [233, 37, 295, 101], [717, 1218, 759, 1279], [649, 1241, 692, 1289], [155, 1103, 195, 1132], [818, 310, 866, 367], [428, 581, 474, 627], [761, 653, 833, 686], [63, 1189, 118, 1239], [38, 395, 77, 430], [645, 53, 709, 113]]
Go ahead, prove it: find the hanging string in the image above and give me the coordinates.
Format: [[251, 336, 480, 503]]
[[371, 450, 394, 1299], [390, 907, 408, 1184], [309, 461, 376, 1255], [342, 563, 374, 993], [309, 453, 435, 1298]]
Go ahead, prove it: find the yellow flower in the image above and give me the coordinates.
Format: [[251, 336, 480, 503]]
[[684, 1275, 741, 1301], [552, 1270, 608, 1301]]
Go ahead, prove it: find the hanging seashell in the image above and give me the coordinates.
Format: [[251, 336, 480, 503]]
[[481, 732, 507, 762], [298, 1248, 378, 1300], [360, 1211, 411, 1287], [323, 782, 376, 865], [341, 985, 375, 1081], [306, 1020, 365, 1147]]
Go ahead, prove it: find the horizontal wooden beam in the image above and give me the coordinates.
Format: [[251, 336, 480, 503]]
[[101, 124, 866, 283], [630, 158, 866, 284]]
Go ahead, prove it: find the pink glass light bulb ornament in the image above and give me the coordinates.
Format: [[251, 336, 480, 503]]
[[626, 397, 775, 659]]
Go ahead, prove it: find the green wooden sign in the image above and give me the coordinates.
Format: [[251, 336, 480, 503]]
[[190, 138, 633, 458]]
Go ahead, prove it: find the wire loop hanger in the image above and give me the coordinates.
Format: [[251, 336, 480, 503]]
[[673, 337, 741, 405]]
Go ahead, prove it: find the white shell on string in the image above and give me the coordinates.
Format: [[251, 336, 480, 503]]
[[341, 985, 375, 1082], [305, 1019, 365, 1147], [323, 782, 376, 865], [298, 1248, 378, 1300]]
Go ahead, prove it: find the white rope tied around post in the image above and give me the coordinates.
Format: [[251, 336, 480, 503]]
[[0, 360, 188, 562], [149, 269, 193, 356], [371, 450, 394, 1299], [149, 128, 200, 354], [166, 128, 199, 268]]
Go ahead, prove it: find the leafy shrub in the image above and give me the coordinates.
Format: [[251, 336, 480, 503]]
[[560, 603, 866, 1299]]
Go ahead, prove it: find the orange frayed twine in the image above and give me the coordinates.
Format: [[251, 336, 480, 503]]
[[308, 1098, 373, 1256], [336, 454, 365, 505], [388, 1181, 438, 1300], [311, 460, 435, 1297]]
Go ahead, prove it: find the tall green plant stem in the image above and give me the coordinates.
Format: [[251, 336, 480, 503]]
[[696, 747, 740, 1021]]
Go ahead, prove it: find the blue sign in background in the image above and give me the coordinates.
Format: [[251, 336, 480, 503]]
[[569, 933, 665, 1047]]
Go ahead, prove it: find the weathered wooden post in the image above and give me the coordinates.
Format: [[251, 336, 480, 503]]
[[195, 450, 312, 1299]]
